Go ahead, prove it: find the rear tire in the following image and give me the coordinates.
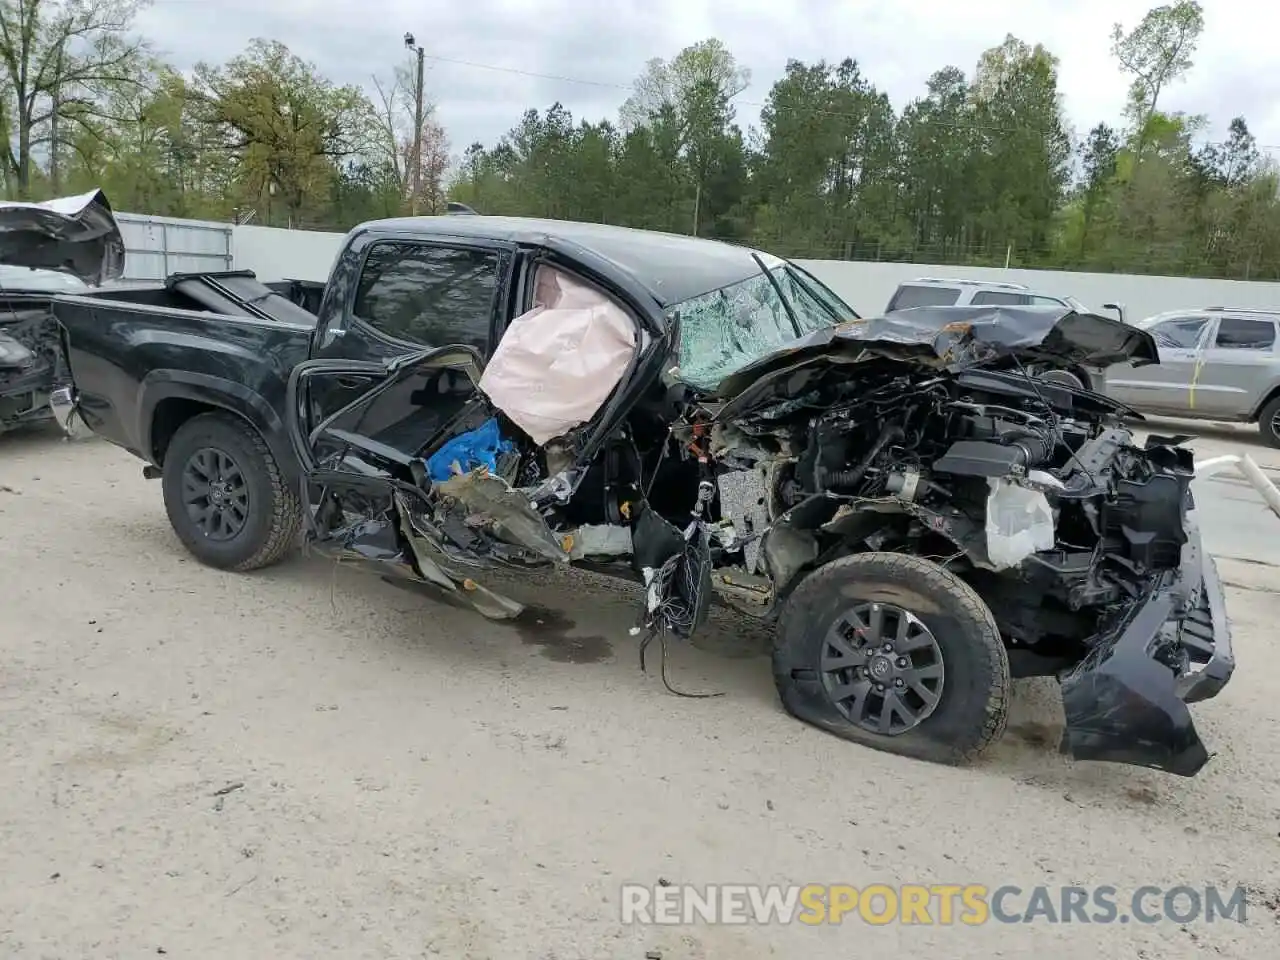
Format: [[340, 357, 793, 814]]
[[772, 552, 1010, 765], [161, 412, 301, 571], [1036, 368, 1085, 391], [1258, 395, 1280, 448]]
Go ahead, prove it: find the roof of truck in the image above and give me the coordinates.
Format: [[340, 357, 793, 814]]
[[353, 214, 783, 307], [903, 277, 1032, 291]]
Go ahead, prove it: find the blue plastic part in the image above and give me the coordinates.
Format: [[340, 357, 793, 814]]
[[424, 417, 514, 483]]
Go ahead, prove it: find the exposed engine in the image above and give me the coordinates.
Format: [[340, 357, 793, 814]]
[[695, 365, 1196, 669]]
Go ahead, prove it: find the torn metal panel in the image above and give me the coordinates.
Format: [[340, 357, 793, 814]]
[[0, 189, 125, 285], [1058, 585, 1210, 776], [436, 468, 570, 564]]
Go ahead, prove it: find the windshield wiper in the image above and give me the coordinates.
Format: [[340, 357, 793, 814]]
[[751, 252, 802, 338]]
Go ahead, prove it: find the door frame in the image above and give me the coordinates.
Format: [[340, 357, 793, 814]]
[[284, 345, 486, 479], [313, 231, 519, 359]]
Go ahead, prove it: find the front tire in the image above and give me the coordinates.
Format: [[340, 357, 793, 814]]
[[772, 552, 1010, 765], [161, 412, 302, 571]]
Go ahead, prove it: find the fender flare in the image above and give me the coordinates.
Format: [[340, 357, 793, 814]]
[[137, 370, 300, 486]]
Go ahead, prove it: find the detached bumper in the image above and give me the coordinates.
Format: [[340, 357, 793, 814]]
[[1058, 527, 1233, 777]]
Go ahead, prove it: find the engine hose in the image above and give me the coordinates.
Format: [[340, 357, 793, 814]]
[[820, 424, 905, 489], [1004, 430, 1052, 468]]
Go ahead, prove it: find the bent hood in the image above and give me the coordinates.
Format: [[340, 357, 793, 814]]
[[711, 304, 1158, 415], [0, 189, 125, 285]]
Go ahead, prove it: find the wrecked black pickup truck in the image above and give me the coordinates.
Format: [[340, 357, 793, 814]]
[[47, 205, 1235, 776]]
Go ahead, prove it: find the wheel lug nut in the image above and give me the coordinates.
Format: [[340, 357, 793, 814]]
[[896, 658, 908, 668], [894, 678, 905, 688], [881, 643, 892, 653], [875, 683, 885, 692]]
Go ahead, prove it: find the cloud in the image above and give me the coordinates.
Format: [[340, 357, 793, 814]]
[[136, 0, 1279, 158]]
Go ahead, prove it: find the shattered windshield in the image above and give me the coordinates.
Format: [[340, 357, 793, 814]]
[[671, 263, 853, 390]]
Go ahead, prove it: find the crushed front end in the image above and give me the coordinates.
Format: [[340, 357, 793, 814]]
[[1057, 494, 1234, 776], [0, 304, 70, 433], [707, 307, 1235, 775]]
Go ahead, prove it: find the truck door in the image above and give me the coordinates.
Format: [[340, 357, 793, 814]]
[[306, 235, 515, 428]]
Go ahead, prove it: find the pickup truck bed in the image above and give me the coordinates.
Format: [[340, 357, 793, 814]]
[[53, 271, 317, 470]]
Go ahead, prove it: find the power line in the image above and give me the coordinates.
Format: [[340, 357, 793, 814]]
[[418, 50, 1280, 152], [418, 53, 634, 93]]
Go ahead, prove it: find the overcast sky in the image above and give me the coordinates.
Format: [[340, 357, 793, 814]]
[[138, 0, 1275, 161]]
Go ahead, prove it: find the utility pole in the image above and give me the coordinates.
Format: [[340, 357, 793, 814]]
[[404, 33, 425, 216], [50, 42, 65, 193]]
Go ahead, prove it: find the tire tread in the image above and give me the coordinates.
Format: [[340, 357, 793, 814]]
[[163, 412, 301, 571], [774, 551, 1010, 765]]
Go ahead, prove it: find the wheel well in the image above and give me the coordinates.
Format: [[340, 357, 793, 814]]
[[1030, 364, 1092, 391], [1249, 385, 1280, 422], [1053, 365, 1092, 391], [150, 398, 234, 463]]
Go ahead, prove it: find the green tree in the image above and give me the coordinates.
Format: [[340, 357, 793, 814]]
[[751, 58, 898, 258], [188, 38, 372, 227], [619, 39, 749, 236], [1062, 122, 1121, 262], [896, 66, 978, 261], [968, 35, 1073, 263], [1111, 1, 1205, 154], [0, 0, 151, 197]]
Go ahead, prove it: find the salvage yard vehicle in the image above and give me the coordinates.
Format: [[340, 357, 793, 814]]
[[42, 200, 1235, 776], [1104, 307, 1280, 447], [0, 191, 125, 435]]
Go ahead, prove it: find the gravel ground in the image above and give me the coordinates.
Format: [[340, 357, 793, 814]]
[[2, 420, 1280, 959]]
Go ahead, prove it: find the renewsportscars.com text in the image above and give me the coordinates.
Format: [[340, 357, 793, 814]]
[[620, 883, 1250, 926]]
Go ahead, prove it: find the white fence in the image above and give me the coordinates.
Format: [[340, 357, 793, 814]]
[[111, 212, 1280, 322]]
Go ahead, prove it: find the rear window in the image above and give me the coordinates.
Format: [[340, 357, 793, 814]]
[[887, 284, 960, 311], [1214, 316, 1277, 350], [970, 290, 1027, 306]]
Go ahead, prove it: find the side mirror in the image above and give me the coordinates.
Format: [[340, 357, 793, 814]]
[[1102, 302, 1126, 324]]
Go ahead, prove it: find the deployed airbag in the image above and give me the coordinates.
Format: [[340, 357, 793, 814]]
[[478, 266, 636, 445]]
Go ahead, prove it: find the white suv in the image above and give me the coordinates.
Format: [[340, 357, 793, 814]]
[[886, 277, 1124, 322]]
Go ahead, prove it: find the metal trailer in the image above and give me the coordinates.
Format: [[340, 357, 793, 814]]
[[115, 212, 233, 280]]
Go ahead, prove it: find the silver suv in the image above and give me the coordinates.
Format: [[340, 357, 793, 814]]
[[885, 277, 1125, 318], [1105, 307, 1280, 446]]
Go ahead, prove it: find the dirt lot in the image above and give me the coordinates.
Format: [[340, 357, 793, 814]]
[[2, 420, 1280, 959]]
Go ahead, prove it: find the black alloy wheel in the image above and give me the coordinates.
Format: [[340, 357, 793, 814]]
[[819, 601, 946, 736], [181, 446, 251, 541]]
